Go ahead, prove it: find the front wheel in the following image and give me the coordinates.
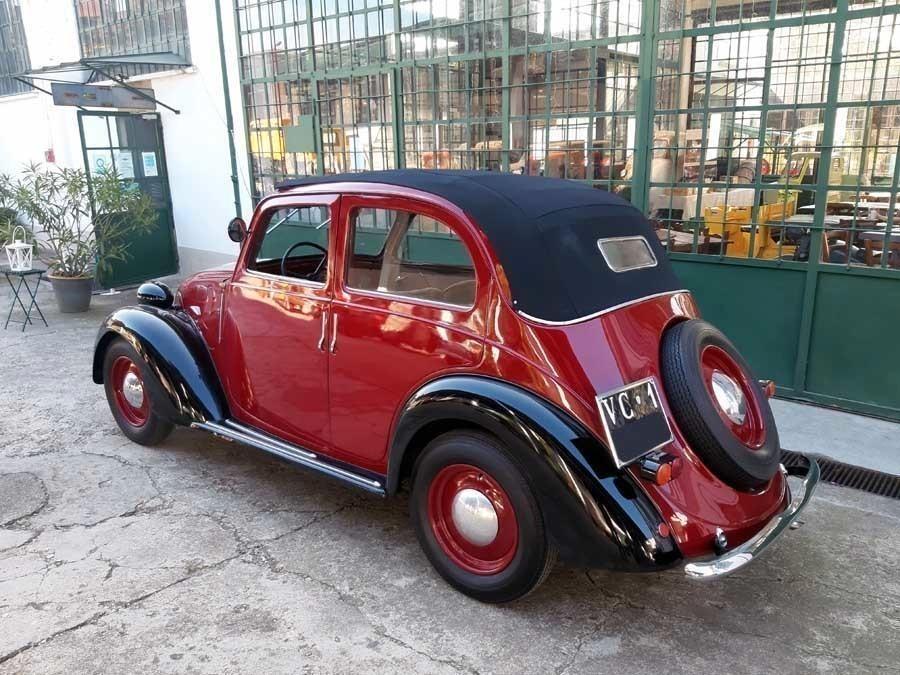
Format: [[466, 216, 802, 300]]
[[103, 338, 174, 446], [410, 431, 555, 603]]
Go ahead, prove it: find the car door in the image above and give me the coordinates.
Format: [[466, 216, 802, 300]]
[[327, 194, 489, 474], [218, 194, 337, 451]]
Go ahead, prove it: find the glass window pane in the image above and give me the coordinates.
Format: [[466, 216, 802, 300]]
[[82, 115, 111, 148], [348, 207, 476, 307], [249, 205, 331, 281]]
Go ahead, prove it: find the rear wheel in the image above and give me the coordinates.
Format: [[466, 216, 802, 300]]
[[103, 339, 174, 446], [410, 431, 555, 603], [661, 319, 780, 491]]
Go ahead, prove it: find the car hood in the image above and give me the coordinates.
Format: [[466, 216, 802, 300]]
[[183, 262, 235, 286]]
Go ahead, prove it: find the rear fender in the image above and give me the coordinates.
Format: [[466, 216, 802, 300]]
[[93, 306, 229, 424], [388, 376, 681, 570]]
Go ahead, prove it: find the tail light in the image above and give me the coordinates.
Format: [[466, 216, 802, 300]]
[[639, 452, 680, 486], [759, 379, 776, 398]]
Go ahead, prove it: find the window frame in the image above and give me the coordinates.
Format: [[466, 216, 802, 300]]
[[243, 195, 338, 290], [0, 0, 31, 98], [597, 235, 658, 273], [73, 0, 191, 77], [342, 199, 481, 312]]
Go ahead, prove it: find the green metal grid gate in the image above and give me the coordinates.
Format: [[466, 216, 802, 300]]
[[233, 0, 900, 420]]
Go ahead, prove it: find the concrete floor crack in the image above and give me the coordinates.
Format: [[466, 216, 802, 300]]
[[0, 472, 49, 528], [0, 610, 107, 666], [0, 553, 245, 669]]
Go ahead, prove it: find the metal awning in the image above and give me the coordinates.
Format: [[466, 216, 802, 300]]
[[14, 52, 191, 114]]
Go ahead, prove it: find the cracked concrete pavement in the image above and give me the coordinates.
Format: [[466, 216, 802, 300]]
[[1, 290, 899, 675]]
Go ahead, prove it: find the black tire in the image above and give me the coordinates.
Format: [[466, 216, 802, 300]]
[[661, 319, 780, 491], [103, 338, 175, 446], [410, 431, 556, 603]]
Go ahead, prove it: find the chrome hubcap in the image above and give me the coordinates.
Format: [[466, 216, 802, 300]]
[[710, 370, 746, 425], [450, 488, 499, 546], [122, 371, 145, 408]]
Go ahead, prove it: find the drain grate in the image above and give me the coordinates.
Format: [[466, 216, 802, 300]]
[[781, 450, 900, 500]]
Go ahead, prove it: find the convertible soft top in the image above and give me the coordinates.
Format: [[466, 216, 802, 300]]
[[278, 170, 682, 323]]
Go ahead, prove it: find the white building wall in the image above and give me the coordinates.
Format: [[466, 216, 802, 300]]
[[0, 0, 252, 276], [0, 92, 50, 173], [0, 0, 82, 174]]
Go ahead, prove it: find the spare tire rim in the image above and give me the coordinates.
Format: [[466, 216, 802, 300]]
[[427, 463, 518, 575], [700, 346, 766, 449], [111, 356, 150, 428]]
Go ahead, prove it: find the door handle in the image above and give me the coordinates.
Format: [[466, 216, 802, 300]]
[[317, 311, 328, 352], [329, 314, 338, 354]]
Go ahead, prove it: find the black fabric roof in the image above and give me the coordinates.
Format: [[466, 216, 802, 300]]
[[278, 170, 682, 322]]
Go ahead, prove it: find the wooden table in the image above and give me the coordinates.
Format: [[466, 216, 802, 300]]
[[652, 187, 756, 221], [656, 229, 727, 254], [860, 230, 900, 267], [773, 214, 843, 227], [798, 201, 899, 222], [765, 215, 846, 262]]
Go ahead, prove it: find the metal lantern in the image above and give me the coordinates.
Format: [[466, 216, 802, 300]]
[[5, 226, 33, 272]]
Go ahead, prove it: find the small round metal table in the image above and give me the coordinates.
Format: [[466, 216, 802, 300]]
[[2, 267, 49, 331]]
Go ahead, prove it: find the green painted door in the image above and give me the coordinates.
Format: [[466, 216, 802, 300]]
[[78, 111, 179, 288]]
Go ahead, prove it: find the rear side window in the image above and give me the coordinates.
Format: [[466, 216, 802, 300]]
[[347, 207, 476, 307], [597, 236, 657, 272]]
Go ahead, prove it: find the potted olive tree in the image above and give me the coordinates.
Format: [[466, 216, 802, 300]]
[[12, 164, 155, 313]]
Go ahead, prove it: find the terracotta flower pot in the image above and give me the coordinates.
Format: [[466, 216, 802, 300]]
[[48, 275, 94, 313]]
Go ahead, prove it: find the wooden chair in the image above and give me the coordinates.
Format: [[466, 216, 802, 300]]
[[757, 197, 797, 259], [703, 206, 752, 257], [864, 238, 900, 267]]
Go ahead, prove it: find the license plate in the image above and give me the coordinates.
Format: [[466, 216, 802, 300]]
[[596, 378, 674, 467]]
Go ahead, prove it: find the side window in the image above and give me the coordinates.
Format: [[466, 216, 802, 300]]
[[248, 205, 330, 283], [347, 207, 477, 308]]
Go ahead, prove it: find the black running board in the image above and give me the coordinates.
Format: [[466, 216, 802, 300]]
[[193, 420, 386, 496]]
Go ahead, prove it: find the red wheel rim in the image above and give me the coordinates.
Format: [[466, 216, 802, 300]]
[[111, 356, 150, 428], [700, 345, 766, 449], [427, 464, 518, 575]]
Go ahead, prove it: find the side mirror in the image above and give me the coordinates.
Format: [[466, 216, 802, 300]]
[[227, 217, 247, 243], [137, 282, 174, 309]]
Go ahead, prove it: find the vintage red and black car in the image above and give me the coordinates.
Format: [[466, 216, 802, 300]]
[[93, 171, 818, 602]]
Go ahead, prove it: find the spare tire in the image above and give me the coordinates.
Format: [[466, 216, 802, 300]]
[[660, 319, 780, 491]]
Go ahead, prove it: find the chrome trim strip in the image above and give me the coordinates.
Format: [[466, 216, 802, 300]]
[[244, 269, 327, 290], [684, 459, 820, 580], [221, 419, 317, 460], [329, 314, 338, 353], [344, 285, 475, 312], [194, 420, 385, 495], [317, 311, 327, 351], [597, 235, 658, 272], [516, 289, 691, 326]]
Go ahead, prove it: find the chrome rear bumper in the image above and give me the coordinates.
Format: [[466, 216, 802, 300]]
[[684, 458, 820, 579]]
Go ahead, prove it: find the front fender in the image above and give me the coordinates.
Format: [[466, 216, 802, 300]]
[[388, 376, 681, 571], [93, 305, 229, 424]]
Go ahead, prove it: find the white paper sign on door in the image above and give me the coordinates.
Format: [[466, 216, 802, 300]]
[[87, 149, 113, 177], [142, 151, 159, 177], [115, 150, 135, 179]]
